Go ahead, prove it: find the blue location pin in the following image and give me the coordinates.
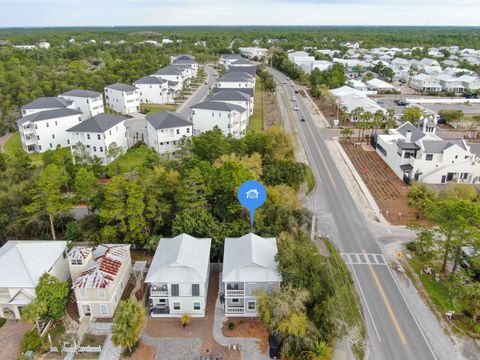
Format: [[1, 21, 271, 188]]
[[238, 180, 267, 228]]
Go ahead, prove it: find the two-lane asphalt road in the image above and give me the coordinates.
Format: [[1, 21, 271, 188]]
[[269, 68, 437, 360]]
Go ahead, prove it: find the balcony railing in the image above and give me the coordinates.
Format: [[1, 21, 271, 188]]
[[225, 289, 245, 296], [150, 289, 168, 297], [226, 306, 245, 313]]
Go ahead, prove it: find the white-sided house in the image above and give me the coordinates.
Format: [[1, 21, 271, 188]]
[[437, 75, 465, 93], [409, 74, 443, 93], [347, 79, 368, 92], [366, 78, 395, 93], [222, 233, 282, 317], [239, 47, 269, 59], [20, 96, 75, 117], [191, 101, 248, 138], [70, 245, 131, 320], [67, 114, 128, 165], [0, 241, 69, 319], [208, 89, 254, 116], [227, 58, 254, 70], [17, 108, 83, 153], [146, 111, 192, 154], [330, 86, 385, 121], [457, 75, 480, 91], [216, 72, 255, 90], [133, 76, 173, 104], [145, 234, 211, 317], [104, 83, 140, 115], [219, 54, 244, 68], [153, 65, 190, 88], [375, 122, 480, 184], [59, 90, 104, 121], [171, 55, 198, 76]]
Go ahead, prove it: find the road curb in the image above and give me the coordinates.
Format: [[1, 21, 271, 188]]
[[333, 139, 388, 225]]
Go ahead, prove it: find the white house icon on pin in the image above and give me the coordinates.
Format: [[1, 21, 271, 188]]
[[245, 189, 259, 199]]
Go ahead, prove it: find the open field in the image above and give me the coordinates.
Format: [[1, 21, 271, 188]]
[[248, 76, 264, 132]]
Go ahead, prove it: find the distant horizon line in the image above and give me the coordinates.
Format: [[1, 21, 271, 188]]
[[1, 25, 480, 30]]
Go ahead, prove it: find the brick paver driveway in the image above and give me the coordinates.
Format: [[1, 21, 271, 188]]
[[0, 320, 31, 360]]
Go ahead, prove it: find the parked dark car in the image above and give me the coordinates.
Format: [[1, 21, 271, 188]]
[[463, 93, 479, 99], [268, 335, 281, 359], [294, 90, 299, 94], [300, 117, 305, 122], [394, 99, 408, 106]]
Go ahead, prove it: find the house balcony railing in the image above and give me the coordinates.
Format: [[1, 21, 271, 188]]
[[225, 289, 245, 296], [149, 306, 170, 315], [150, 289, 168, 297], [225, 306, 245, 314]]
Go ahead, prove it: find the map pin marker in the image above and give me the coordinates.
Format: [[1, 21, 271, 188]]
[[238, 180, 267, 228]]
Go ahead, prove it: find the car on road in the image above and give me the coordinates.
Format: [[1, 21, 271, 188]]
[[291, 96, 297, 101], [300, 117, 305, 122], [394, 99, 408, 106], [464, 93, 479, 99], [282, 81, 287, 84], [294, 90, 299, 94], [204, 81, 208, 85], [294, 106, 300, 111]]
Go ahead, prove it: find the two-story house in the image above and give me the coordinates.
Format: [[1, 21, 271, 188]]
[[0, 241, 69, 319], [207, 89, 254, 116], [145, 234, 211, 317], [216, 72, 255, 90], [104, 83, 140, 115], [20, 97, 75, 117], [409, 74, 443, 93], [67, 113, 128, 165], [222, 233, 282, 317], [376, 122, 480, 184], [191, 101, 248, 138], [219, 54, 244, 68], [69, 244, 131, 319], [153, 65, 190, 89], [146, 111, 192, 154], [133, 76, 173, 104], [58, 90, 104, 121]]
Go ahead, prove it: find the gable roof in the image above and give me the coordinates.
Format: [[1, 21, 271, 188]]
[[21, 97, 73, 110], [67, 113, 125, 133], [145, 234, 211, 284], [230, 58, 253, 66], [146, 111, 192, 130], [17, 108, 82, 126], [155, 65, 184, 76], [227, 66, 257, 76], [191, 101, 247, 113], [396, 121, 425, 143], [218, 72, 254, 82], [72, 244, 131, 289], [60, 89, 101, 98], [222, 233, 282, 283], [133, 76, 166, 85], [106, 83, 137, 92], [211, 87, 254, 97], [173, 55, 195, 62], [0, 241, 67, 288], [208, 89, 251, 102]]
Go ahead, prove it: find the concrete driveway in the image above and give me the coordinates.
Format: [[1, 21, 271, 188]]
[[0, 320, 31, 360]]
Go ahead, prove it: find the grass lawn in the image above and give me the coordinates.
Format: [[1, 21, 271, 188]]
[[248, 76, 264, 132], [3, 132, 44, 165], [140, 103, 177, 115], [106, 145, 151, 174]]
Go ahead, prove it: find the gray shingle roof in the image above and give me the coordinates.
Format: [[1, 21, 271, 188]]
[[146, 111, 192, 130], [191, 101, 247, 113], [208, 89, 251, 102], [17, 108, 82, 126], [155, 65, 184, 76], [227, 66, 256, 76], [221, 54, 243, 60], [397, 140, 420, 150], [133, 76, 166, 85], [60, 89, 101, 98], [67, 113, 125, 133], [230, 58, 253, 65], [396, 122, 425, 143], [21, 97, 73, 110], [211, 87, 254, 97], [468, 143, 480, 157], [422, 139, 467, 153], [106, 83, 137, 92], [218, 72, 254, 83], [173, 55, 195, 62]]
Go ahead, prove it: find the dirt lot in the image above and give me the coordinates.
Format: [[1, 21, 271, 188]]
[[222, 318, 269, 353], [264, 91, 282, 128], [123, 342, 157, 360], [341, 141, 419, 225]]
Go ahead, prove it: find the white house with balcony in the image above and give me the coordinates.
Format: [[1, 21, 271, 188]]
[[58, 90, 104, 121], [219, 54, 244, 68], [67, 113, 128, 165], [17, 107, 83, 153], [153, 65, 191, 89], [208, 89, 254, 116], [69, 244, 131, 320], [0, 241, 69, 320], [191, 101, 248, 138], [239, 47, 268, 59], [376, 122, 480, 184], [133, 76, 173, 104], [146, 111, 192, 154], [222, 233, 282, 317], [216, 72, 255, 90], [409, 74, 443, 93], [20, 96, 75, 117], [171, 55, 198, 75], [145, 234, 211, 317], [104, 83, 140, 115]]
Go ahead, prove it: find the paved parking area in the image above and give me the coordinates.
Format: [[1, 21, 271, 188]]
[[0, 320, 31, 360]]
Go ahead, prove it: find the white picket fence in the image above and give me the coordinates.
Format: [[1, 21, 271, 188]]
[[50, 341, 101, 354]]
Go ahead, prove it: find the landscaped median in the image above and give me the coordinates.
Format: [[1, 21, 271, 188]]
[[247, 75, 264, 132]]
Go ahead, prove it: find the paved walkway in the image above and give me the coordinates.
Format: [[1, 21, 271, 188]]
[[0, 320, 31, 360], [98, 334, 122, 360], [141, 332, 202, 360]]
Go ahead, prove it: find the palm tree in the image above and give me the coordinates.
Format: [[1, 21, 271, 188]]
[[111, 300, 145, 352], [360, 111, 373, 142], [385, 108, 397, 133], [373, 110, 385, 136], [302, 341, 334, 360], [350, 107, 364, 141]]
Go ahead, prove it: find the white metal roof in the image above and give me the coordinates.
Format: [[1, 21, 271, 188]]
[[222, 233, 282, 283], [145, 234, 211, 284], [0, 241, 67, 288]]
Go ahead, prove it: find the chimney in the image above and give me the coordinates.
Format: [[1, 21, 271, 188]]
[[405, 130, 412, 143]]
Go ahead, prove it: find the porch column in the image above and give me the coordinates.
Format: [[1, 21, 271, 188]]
[[13, 306, 21, 319], [0, 306, 4, 318]]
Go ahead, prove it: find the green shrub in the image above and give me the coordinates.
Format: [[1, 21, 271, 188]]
[[0, 317, 6, 328], [406, 241, 417, 252], [474, 324, 480, 334], [227, 322, 235, 330], [20, 330, 43, 353]]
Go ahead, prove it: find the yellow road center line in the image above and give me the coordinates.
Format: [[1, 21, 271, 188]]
[[363, 249, 407, 345]]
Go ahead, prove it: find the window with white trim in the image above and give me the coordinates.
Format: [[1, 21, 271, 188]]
[[98, 289, 106, 298], [247, 300, 256, 311], [79, 288, 86, 298], [173, 301, 181, 311], [100, 304, 108, 316], [193, 301, 201, 311]]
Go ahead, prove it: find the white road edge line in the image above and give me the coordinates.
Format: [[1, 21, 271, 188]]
[[386, 262, 438, 360], [350, 264, 382, 343]]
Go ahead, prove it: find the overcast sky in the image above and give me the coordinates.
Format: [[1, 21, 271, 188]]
[[1, 0, 480, 27]]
